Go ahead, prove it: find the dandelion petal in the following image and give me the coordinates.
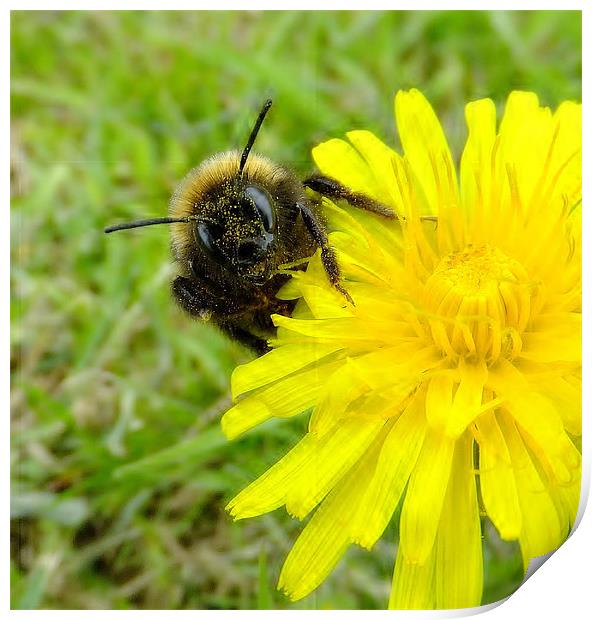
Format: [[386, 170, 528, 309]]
[[399, 429, 455, 563], [351, 394, 426, 549], [278, 429, 388, 600], [475, 411, 522, 540], [435, 431, 483, 608], [498, 411, 563, 570], [390, 550, 436, 610]]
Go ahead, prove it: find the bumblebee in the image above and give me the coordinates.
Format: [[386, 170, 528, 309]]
[[105, 100, 395, 353]]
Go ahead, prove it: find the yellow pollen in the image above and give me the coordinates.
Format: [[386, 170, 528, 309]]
[[423, 244, 532, 362]]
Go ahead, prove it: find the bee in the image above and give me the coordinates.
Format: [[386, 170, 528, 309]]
[[105, 100, 396, 353]]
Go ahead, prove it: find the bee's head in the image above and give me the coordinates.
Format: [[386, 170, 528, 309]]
[[195, 181, 278, 283], [104, 99, 303, 286]]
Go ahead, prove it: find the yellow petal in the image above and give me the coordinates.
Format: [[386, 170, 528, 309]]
[[488, 359, 580, 484], [299, 283, 355, 320], [272, 314, 398, 346], [554, 475, 581, 530], [231, 342, 343, 398], [446, 360, 488, 437], [222, 360, 341, 439], [390, 548, 436, 610], [276, 275, 304, 301], [474, 411, 522, 540], [399, 429, 455, 563], [541, 100, 582, 213], [226, 432, 317, 519], [391, 431, 483, 610], [395, 89, 458, 216], [427, 361, 487, 438], [285, 417, 385, 519], [345, 129, 403, 209], [533, 375, 581, 437], [519, 429, 580, 541], [497, 91, 553, 210], [278, 426, 389, 601], [425, 372, 455, 438], [308, 361, 368, 437], [498, 410, 563, 570], [460, 97, 497, 238], [514, 403, 581, 485], [435, 431, 483, 609], [329, 229, 403, 287], [321, 200, 373, 247], [321, 201, 406, 290], [221, 397, 279, 440], [283, 251, 357, 320], [227, 416, 384, 521], [312, 138, 382, 199], [346, 344, 442, 392], [520, 312, 581, 363], [350, 393, 426, 549]]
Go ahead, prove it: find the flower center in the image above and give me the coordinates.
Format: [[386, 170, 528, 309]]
[[424, 244, 532, 362]]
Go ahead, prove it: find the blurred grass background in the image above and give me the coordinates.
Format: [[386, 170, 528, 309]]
[[11, 10, 581, 610]]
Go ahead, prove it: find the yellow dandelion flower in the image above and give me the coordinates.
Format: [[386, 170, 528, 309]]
[[222, 89, 582, 609]]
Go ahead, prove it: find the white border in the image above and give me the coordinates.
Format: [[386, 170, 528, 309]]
[[5, 3, 589, 618]]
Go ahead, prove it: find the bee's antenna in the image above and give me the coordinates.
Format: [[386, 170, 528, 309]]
[[239, 99, 272, 177], [104, 216, 197, 233]]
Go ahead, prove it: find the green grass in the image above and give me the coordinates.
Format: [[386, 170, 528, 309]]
[[11, 10, 581, 610]]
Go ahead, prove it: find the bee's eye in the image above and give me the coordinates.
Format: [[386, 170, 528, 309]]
[[197, 222, 223, 257], [244, 185, 276, 233]]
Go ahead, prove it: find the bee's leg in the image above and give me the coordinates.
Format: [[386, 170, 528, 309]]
[[296, 201, 354, 305], [303, 174, 397, 219], [218, 322, 270, 355]]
